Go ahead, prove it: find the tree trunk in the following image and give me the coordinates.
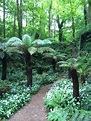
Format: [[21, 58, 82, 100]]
[[71, 19, 77, 58], [71, 12, 77, 58], [52, 58, 56, 72], [2, 0, 7, 80], [69, 0, 77, 58], [32, 10, 35, 32], [26, 11, 28, 27], [2, 53, 7, 80], [81, 74, 85, 84], [13, 12, 16, 36], [72, 16, 75, 39], [48, 0, 52, 38], [16, 0, 22, 39], [3, 0, 6, 39], [70, 68, 79, 102], [87, 0, 91, 27], [19, 0, 22, 39], [25, 50, 32, 87], [57, 15, 64, 42], [68, 68, 71, 78], [84, 0, 87, 26]]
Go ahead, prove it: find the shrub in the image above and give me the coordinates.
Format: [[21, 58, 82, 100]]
[[44, 79, 91, 121]]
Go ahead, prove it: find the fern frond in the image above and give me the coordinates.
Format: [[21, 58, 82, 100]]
[[38, 47, 54, 54], [22, 34, 32, 49], [6, 37, 22, 47]]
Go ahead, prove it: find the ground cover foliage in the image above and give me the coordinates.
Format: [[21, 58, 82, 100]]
[[44, 78, 91, 121], [0, 67, 59, 120], [44, 45, 91, 121]]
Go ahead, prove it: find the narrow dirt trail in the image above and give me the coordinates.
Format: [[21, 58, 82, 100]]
[[7, 84, 52, 121]]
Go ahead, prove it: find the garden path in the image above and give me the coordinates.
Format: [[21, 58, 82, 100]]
[[7, 84, 52, 121]]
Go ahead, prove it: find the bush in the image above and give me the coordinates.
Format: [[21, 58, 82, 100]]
[[44, 79, 91, 121]]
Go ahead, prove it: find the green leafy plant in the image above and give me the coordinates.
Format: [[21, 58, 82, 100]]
[[6, 34, 54, 86], [43, 51, 67, 72], [48, 107, 68, 121], [44, 79, 91, 121], [44, 79, 74, 110], [0, 68, 58, 120]]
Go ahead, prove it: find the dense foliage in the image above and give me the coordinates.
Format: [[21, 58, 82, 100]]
[[0, 67, 59, 120], [44, 79, 91, 121], [0, 0, 91, 120], [0, 0, 90, 42]]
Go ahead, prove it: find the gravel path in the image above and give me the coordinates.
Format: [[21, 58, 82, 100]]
[[7, 84, 52, 121]]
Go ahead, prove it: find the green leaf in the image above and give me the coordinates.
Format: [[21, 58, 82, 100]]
[[28, 47, 37, 55], [0, 51, 4, 59], [6, 37, 22, 47], [78, 111, 85, 121], [22, 34, 32, 49], [57, 61, 68, 67], [5, 47, 21, 54], [33, 39, 44, 45], [33, 39, 52, 45], [84, 116, 89, 121], [43, 39, 52, 44], [38, 47, 54, 54], [70, 110, 79, 121], [0, 42, 3, 48]]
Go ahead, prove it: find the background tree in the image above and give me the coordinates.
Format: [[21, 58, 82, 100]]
[[1, 0, 7, 80], [16, 0, 22, 39], [3, 0, 5, 39], [87, 0, 91, 27], [0, 0, 85, 43], [84, 0, 88, 26], [48, 0, 52, 38], [57, 15, 64, 42]]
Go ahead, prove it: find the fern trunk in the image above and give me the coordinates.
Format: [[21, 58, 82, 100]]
[[52, 58, 56, 72], [25, 50, 32, 87], [81, 74, 85, 84], [70, 68, 79, 102], [2, 54, 7, 80], [68, 67, 71, 78]]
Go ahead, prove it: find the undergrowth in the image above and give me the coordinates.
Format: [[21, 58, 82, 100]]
[[44, 79, 91, 121], [0, 69, 59, 120]]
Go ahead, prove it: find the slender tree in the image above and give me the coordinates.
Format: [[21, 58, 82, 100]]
[[3, 0, 5, 39], [70, 0, 77, 58], [87, 0, 91, 26], [57, 15, 64, 42], [13, 11, 16, 36], [16, 0, 22, 39], [2, 0, 7, 80], [48, 0, 52, 38], [2, 53, 7, 80], [84, 0, 88, 26], [0, 18, 3, 38]]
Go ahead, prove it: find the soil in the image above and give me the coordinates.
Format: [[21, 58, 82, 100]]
[[7, 84, 52, 121]]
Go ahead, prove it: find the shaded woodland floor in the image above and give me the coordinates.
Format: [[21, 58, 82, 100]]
[[7, 84, 52, 121]]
